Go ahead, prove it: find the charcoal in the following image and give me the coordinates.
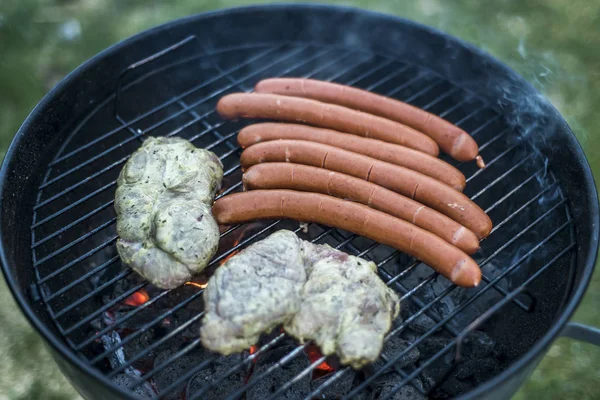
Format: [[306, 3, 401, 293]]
[[247, 346, 310, 400], [416, 336, 453, 364], [463, 331, 495, 358], [112, 373, 155, 398], [455, 358, 501, 384], [421, 367, 472, 399], [186, 353, 244, 400], [374, 336, 419, 370], [401, 302, 436, 334], [311, 371, 355, 399], [152, 347, 215, 399], [371, 382, 426, 400]]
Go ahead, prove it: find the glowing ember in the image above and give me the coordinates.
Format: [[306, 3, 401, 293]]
[[123, 289, 149, 307], [249, 345, 258, 355], [184, 281, 207, 289], [305, 344, 334, 372]]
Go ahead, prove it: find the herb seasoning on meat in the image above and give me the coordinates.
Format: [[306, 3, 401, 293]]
[[115, 137, 223, 289], [201, 230, 400, 369]]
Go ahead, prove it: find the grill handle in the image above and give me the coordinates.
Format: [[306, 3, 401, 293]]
[[560, 322, 600, 346]]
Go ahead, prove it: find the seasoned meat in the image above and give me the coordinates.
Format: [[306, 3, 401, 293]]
[[201, 230, 307, 354], [200, 230, 400, 369], [285, 242, 400, 368], [115, 136, 223, 289]]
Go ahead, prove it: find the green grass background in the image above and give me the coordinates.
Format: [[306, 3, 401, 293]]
[[0, 1, 598, 399]]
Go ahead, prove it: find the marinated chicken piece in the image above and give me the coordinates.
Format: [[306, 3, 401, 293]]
[[201, 230, 307, 354], [285, 242, 401, 368], [115, 136, 223, 289], [200, 230, 400, 369]]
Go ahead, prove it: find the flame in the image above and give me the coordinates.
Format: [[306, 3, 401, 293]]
[[123, 289, 149, 307], [305, 344, 334, 372], [249, 345, 257, 355], [185, 281, 207, 289]]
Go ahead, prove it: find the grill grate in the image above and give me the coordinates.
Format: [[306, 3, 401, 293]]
[[30, 38, 576, 399]]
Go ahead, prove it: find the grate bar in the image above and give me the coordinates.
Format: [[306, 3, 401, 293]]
[[71, 286, 169, 343], [32, 202, 115, 247], [54, 269, 133, 319], [184, 333, 287, 399], [37, 235, 118, 283], [90, 287, 206, 365], [330, 58, 396, 84], [38, 44, 311, 197], [470, 152, 535, 200], [48, 46, 280, 167], [34, 218, 116, 267], [485, 168, 546, 214], [364, 64, 413, 92], [69, 224, 245, 340], [341, 220, 573, 399], [439, 97, 474, 118], [45, 255, 120, 302], [107, 311, 205, 378], [381, 241, 576, 400], [421, 86, 460, 110], [402, 79, 445, 105], [225, 344, 309, 400]]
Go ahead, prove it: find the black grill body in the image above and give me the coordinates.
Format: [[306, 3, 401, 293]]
[[0, 4, 597, 400]]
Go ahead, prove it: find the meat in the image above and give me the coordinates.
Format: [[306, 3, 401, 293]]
[[255, 78, 481, 162], [286, 242, 401, 368], [115, 136, 223, 289], [216, 93, 439, 155], [213, 191, 482, 288], [240, 140, 492, 239], [242, 163, 479, 254], [200, 230, 307, 354], [200, 230, 401, 369], [237, 123, 466, 190]]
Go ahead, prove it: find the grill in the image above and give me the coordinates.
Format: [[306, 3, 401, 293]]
[[3, 5, 597, 400]]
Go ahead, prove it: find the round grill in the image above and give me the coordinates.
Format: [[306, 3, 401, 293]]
[[28, 39, 576, 399]]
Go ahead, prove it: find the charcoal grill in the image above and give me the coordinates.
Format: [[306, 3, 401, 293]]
[[1, 4, 599, 400]]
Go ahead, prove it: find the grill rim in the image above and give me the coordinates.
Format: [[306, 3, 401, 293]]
[[0, 4, 598, 400]]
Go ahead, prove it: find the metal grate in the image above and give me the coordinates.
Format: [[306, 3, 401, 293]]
[[30, 37, 576, 400]]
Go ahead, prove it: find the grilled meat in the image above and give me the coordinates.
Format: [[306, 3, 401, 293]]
[[200, 230, 400, 369], [115, 136, 223, 289], [201, 230, 307, 354]]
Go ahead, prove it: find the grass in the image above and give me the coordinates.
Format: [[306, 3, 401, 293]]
[[0, 1, 598, 399]]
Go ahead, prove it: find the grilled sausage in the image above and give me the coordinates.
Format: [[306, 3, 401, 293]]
[[243, 163, 479, 253], [213, 190, 482, 288], [255, 78, 481, 163], [240, 140, 492, 239], [238, 123, 465, 190], [217, 93, 439, 156]]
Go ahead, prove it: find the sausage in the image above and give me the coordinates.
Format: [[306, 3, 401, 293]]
[[238, 123, 466, 191], [213, 190, 482, 288], [255, 78, 481, 162], [243, 163, 479, 254], [216, 93, 439, 156], [240, 140, 492, 239]]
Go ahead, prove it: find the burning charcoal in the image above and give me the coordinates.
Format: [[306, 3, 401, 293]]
[[371, 382, 426, 400], [112, 373, 155, 398], [374, 336, 420, 370], [462, 331, 495, 358], [186, 354, 244, 400], [311, 371, 355, 399], [247, 346, 311, 400]]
